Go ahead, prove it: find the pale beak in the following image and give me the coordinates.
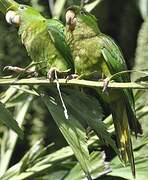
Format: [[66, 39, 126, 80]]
[[5, 10, 20, 25], [65, 10, 76, 31]]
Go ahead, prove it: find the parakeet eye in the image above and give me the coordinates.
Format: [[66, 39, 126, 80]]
[[80, 10, 86, 15], [19, 5, 26, 10]]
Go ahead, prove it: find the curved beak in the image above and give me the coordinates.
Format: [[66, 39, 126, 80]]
[[5, 10, 20, 25], [65, 10, 76, 31]]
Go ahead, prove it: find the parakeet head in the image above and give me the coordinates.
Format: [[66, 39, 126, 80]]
[[5, 3, 44, 26], [65, 5, 100, 36]]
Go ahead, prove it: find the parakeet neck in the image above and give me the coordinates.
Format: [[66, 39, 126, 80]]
[[18, 14, 45, 36], [72, 20, 100, 41], [18, 17, 46, 55]]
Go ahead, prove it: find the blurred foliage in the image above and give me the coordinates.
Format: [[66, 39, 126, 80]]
[[137, 0, 148, 19], [135, 17, 148, 71], [0, 0, 148, 179], [133, 16, 148, 136]]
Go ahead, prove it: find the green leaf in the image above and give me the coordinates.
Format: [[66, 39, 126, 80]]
[[0, 101, 23, 139], [1, 136, 107, 180], [108, 135, 148, 180], [0, 86, 18, 104], [65, 152, 111, 180], [41, 88, 91, 179], [132, 135, 148, 151], [0, 143, 74, 180], [0, 93, 32, 176], [109, 153, 148, 180], [61, 88, 119, 157]]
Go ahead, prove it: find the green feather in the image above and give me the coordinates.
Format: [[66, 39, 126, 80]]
[[47, 20, 74, 69]]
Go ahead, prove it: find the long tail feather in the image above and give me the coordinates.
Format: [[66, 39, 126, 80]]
[[111, 101, 135, 177]]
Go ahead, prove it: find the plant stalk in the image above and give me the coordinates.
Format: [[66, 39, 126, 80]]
[[0, 78, 148, 89]]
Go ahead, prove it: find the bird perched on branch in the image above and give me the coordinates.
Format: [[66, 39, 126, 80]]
[[65, 5, 142, 177], [0, 0, 74, 81]]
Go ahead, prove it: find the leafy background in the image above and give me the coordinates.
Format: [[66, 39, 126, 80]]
[[0, 0, 148, 179]]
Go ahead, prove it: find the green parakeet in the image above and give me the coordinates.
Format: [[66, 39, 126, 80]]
[[1, 0, 74, 80], [65, 6, 142, 177]]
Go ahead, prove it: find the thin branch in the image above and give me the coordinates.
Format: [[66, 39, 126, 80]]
[[0, 77, 148, 89]]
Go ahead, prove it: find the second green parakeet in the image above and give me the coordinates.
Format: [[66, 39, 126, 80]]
[[65, 6, 142, 177]]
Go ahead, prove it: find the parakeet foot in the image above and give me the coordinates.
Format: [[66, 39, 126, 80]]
[[4, 66, 26, 73], [47, 68, 58, 82], [66, 74, 79, 82], [102, 78, 110, 92], [3, 66, 38, 77], [47, 68, 71, 82]]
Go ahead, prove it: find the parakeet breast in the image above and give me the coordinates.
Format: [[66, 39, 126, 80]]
[[19, 20, 69, 75], [70, 34, 110, 79]]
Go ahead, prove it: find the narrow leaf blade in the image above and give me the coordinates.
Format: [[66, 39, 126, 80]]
[[42, 92, 91, 179], [0, 101, 23, 139]]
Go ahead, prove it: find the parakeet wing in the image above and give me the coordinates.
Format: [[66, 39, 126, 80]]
[[47, 20, 74, 70], [101, 35, 142, 134], [101, 35, 134, 102], [101, 35, 129, 80]]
